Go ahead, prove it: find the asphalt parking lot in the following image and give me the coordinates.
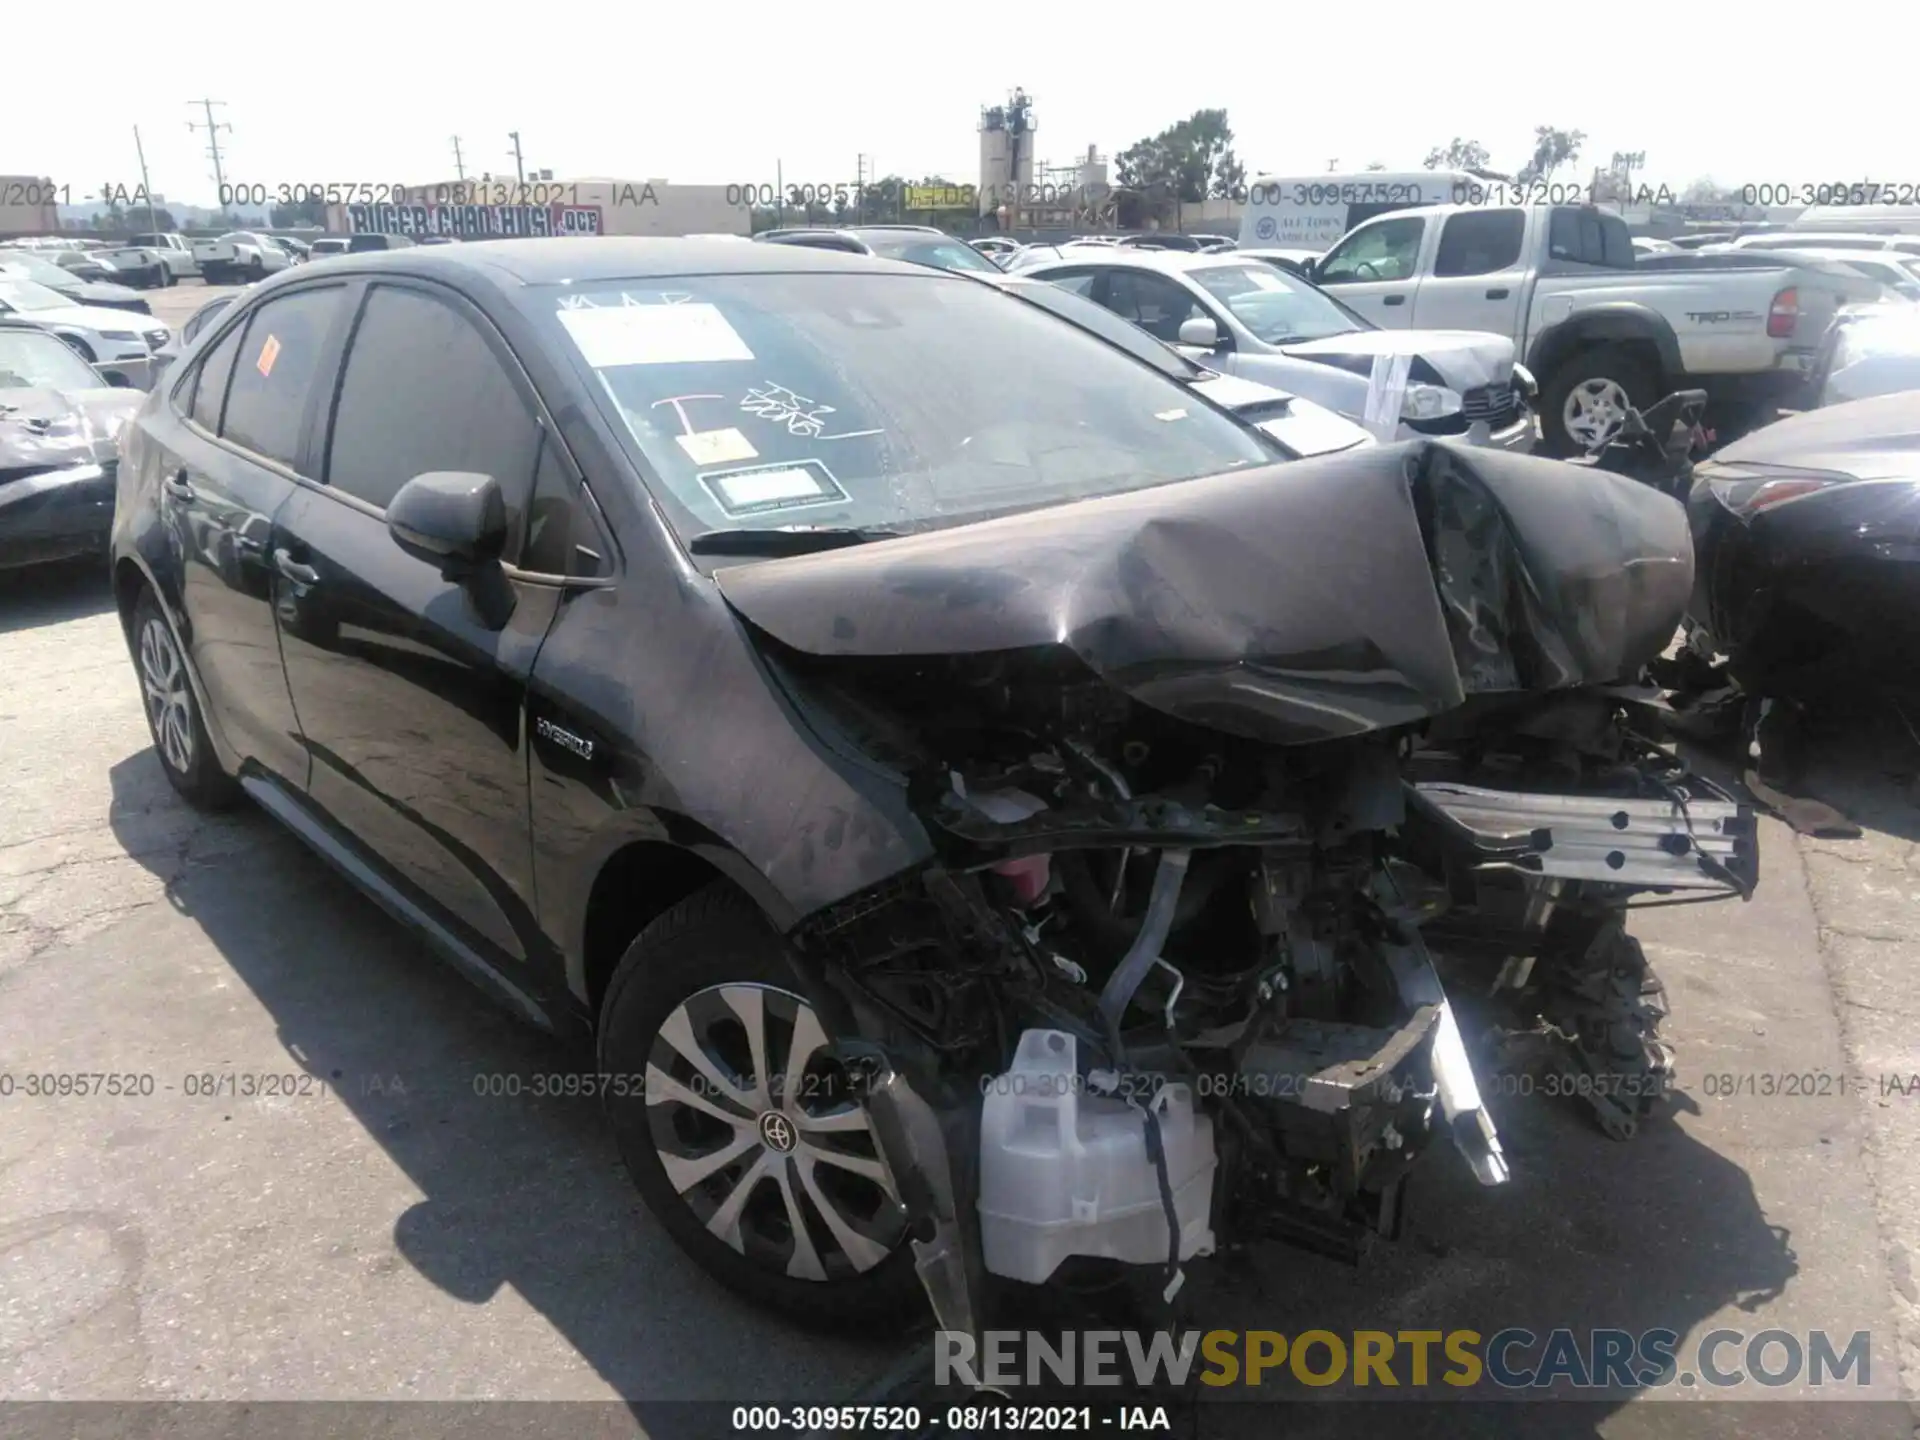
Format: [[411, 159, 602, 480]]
[[3, 283, 1920, 1435]]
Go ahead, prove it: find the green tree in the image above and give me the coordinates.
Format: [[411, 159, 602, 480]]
[[270, 196, 328, 228], [1117, 109, 1242, 221], [1365, 161, 1388, 172], [1515, 126, 1586, 185], [1424, 138, 1490, 171]]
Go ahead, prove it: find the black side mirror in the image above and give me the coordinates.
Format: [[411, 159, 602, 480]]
[[387, 470, 506, 573], [388, 471, 516, 627]]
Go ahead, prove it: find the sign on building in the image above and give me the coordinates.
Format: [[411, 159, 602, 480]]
[[903, 185, 975, 211], [346, 202, 605, 237]]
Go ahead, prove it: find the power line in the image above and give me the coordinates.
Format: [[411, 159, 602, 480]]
[[187, 99, 232, 203]]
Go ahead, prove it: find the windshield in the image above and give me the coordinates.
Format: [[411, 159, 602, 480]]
[[0, 256, 75, 287], [547, 272, 1273, 544], [128, 234, 164, 247], [0, 328, 103, 391], [862, 235, 1003, 274], [0, 279, 70, 313], [1188, 263, 1367, 344], [1000, 279, 1206, 380]]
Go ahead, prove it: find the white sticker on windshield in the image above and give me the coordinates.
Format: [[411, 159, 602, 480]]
[[702, 459, 850, 516], [1247, 269, 1289, 291], [558, 302, 753, 367], [676, 427, 759, 466], [1154, 408, 1189, 422]]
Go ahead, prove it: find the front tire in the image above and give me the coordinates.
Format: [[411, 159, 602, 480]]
[[1541, 344, 1657, 457], [132, 588, 239, 811], [598, 882, 923, 1331]]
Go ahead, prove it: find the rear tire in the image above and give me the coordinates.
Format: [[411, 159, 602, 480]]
[[131, 587, 240, 811], [598, 882, 924, 1332], [1540, 345, 1658, 457]]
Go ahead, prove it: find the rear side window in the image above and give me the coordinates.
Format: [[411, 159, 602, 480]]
[[1433, 210, 1524, 277], [1547, 209, 1635, 267], [220, 286, 348, 468], [324, 285, 541, 541], [186, 320, 245, 432]]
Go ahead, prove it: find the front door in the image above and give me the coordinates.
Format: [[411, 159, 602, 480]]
[[1311, 214, 1429, 329], [273, 279, 563, 974]]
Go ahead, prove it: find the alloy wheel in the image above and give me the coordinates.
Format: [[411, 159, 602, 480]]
[[139, 616, 194, 775], [1563, 378, 1633, 451], [645, 982, 907, 1283]]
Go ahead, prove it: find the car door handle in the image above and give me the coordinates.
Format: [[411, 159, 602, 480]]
[[162, 472, 195, 502], [1383, 295, 1407, 306], [1485, 288, 1511, 299], [273, 548, 319, 586]]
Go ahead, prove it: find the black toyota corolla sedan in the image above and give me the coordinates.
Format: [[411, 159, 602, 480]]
[[109, 238, 1735, 1334]]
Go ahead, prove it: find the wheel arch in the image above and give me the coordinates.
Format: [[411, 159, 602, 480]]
[[1527, 305, 1682, 391], [575, 835, 799, 1026]]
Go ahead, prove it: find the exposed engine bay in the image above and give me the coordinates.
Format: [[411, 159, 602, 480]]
[[712, 438, 1760, 1359]]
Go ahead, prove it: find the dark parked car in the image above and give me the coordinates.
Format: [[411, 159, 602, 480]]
[[0, 253, 153, 314], [108, 239, 1749, 1334], [0, 320, 144, 569], [1683, 389, 1920, 768], [754, 225, 1002, 275]]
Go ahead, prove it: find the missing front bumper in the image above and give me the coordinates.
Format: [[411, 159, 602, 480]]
[[1413, 781, 1756, 896]]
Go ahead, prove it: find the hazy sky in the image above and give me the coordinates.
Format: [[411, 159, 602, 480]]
[[8, 3, 1905, 208]]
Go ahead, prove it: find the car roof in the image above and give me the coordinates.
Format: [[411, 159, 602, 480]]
[[241, 236, 940, 287], [1735, 231, 1893, 247], [1020, 248, 1253, 277]]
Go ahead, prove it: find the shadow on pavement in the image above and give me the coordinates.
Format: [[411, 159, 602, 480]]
[[102, 746, 1892, 1440], [0, 559, 116, 636], [104, 752, 902, 1438]]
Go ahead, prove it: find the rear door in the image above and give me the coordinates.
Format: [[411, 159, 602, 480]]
[[1310, 214, 1430, 327], [155, 281, 354, 786], [272, 278, 567, 975], [1409, 208, 1529, 341]]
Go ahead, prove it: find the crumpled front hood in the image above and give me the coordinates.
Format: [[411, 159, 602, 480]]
[[0, 385, 138, 470], [714, 441, 1693, 745], [1280, 329, 1516, 391]]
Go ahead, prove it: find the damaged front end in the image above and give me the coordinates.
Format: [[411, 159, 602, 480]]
[[715, 437, 1756, 1351]]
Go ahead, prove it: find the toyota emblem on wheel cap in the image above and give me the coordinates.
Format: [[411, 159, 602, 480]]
[[758, 1111, 797, 1153]]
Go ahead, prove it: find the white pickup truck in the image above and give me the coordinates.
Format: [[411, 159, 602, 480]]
[[99, 233, 199, 288], [1304, 203, 1882, 452], [191, 231, 292, 285]]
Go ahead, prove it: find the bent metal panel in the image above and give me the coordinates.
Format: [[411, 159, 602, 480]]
[[339, 202, 605, 237]]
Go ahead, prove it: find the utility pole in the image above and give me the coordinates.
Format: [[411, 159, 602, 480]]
[[132, 125, 158, 231], [855, 154, 869, 222], [187, 99, 232, 209], [451, 136, 466, 181], [507, 131, 525, 185]]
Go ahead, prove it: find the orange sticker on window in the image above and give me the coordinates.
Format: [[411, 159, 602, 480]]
[[256, 334, 281, 377]]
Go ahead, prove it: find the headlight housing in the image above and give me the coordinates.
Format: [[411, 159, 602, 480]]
[[1510, 363, 1538, 400], [1706, 468, 1850, 518], [1401, 383, 1463, 422]]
